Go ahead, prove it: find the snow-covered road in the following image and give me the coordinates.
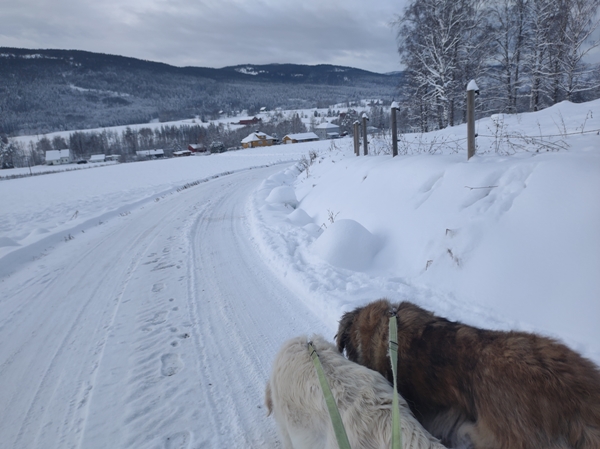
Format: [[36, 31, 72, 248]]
[[0, 165, 330, 449]]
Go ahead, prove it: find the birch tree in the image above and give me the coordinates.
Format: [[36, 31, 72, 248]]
[[489, 0, 529, 112], [396, 0, 489, 129], [560, 0, 600, 100], [525, 0, 556, 110]]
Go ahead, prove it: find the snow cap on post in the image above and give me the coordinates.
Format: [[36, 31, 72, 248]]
[[467, 79, 479, 92], [391, 101, 399, 109], [362, 112, 369, 120]]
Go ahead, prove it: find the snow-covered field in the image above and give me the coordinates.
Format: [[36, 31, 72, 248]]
[[0, 99, 599, 448], [10, 103, 363, 151]]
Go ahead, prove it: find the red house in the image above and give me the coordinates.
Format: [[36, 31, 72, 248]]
[[188, 144, 207, 153], [238, 117, 262, 126]]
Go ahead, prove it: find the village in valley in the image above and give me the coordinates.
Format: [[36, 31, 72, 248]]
[[5, 101, 389, 172]]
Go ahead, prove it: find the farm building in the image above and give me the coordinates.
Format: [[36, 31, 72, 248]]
[[173, 150, 192, 157], [241, 132, 275, 149], [314, 122, 340, 140], [136, 149, 164, 159], [45, 149, 72, 165], [188, 144, 207, 153], [281, 132, 319, 144], [89, 154, 106, 163], [237, 117, 262, 126]]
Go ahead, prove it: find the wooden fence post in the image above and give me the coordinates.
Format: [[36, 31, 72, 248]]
[[362, 113, 369, 155], [353, 121, 360, 156], [391, 101, 399, 157], [467, 80, 479, 160]]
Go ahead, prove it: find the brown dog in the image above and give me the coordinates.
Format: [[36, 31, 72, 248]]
[[336, 299, 600, 449]]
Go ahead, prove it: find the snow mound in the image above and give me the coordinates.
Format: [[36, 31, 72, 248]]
[[286, 208, 313, 226], [257, 169, 300, 194], [268, 168, 299, 185], [312, 219, 380, 271], [265, 186, 298, 208], [0, 237, 20, 247], [303, 223, 323, 237]]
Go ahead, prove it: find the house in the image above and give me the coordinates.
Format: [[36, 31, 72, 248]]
[[314, 122, 340, 140], [105, 155, 120, 162], [281, 132, 320, 144], [188, 143, 207, 153], [238, 117, 262, 126], [89, 154, 106, 163], [45, 149, 72, 165], [173, 150, 192, 157], [241, 132, 275, 148], [136, 149, 164, 159]]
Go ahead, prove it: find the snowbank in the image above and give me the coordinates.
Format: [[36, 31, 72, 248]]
[[249, 99, 600, 364]]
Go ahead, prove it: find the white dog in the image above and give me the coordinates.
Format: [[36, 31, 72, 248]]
[[265, 335, 447, 449]]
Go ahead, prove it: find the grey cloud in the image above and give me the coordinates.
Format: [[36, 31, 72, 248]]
[[0, 0, 403, 73]]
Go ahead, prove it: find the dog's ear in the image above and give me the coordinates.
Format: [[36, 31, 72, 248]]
[[265, 381, 273, 416], [336, 309, 359, 354]]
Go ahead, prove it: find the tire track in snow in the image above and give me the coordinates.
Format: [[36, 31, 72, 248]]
[[0, 225, 127, 362], [63, 231, 160, 449], [77, 195, 207, 449], [183, 167, 332, 447], [6, 222, 160, 449]]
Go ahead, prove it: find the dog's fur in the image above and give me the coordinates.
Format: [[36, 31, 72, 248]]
[[265, 334, 447, 449], [336, 299, 600, 449]]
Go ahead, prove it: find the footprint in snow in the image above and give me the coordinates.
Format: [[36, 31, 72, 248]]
[[152, 283, 165, 292], [161, 353, 183, 376], [150, 311, 168, 325], [165, 430, 191, 449], [152, 263, 176, 272]]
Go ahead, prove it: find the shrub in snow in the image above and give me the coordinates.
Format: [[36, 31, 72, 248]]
[[312, 219, 380, 271], [209, 141, 226, 153], [265, 186, 298, 209]]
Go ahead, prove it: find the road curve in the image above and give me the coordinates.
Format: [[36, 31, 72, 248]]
[[0, 165, 330, 449]]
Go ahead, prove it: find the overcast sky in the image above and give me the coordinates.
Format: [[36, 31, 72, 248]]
[[0, 0, 406, 74]]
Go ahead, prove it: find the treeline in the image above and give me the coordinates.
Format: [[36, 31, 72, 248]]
[[1, 114, 310, 168], [0, 77, 395, 137], [395, 0, 600, 131]]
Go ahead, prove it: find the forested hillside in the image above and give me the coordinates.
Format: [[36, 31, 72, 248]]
[[0, 48, 402, 136]]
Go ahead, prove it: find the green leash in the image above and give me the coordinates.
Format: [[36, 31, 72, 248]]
[[389, 312, 403, 449], [308, 341, 352, 449], [309, 319, 403, 449]]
